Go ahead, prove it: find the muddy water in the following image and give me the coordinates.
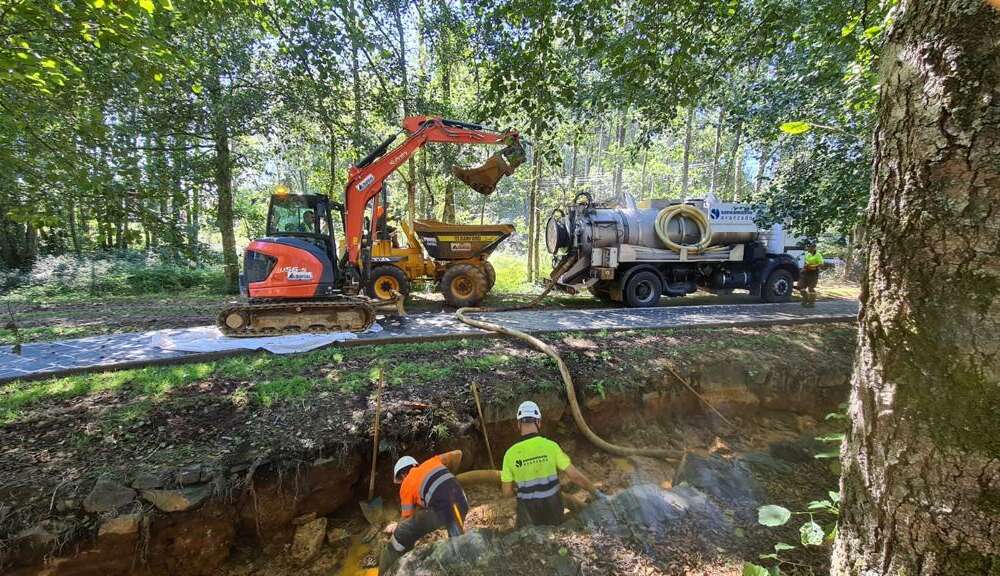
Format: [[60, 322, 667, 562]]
[[336, 537, 377, 576]]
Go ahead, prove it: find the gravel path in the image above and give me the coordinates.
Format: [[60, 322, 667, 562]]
[[0, 300, 858, 383]]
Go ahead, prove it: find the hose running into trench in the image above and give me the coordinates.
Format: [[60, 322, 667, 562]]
[[455, 257, 683, 463]]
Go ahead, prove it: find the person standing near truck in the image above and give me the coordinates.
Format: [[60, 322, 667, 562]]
[[501, 401, 604, 527], [800, 241, 825, 307], [379, 450, 469, 572]]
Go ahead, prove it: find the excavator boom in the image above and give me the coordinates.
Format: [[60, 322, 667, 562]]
[[343, 116, 525, 267]]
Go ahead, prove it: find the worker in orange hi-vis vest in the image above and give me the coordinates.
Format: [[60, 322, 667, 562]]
[[379, 450, 468, 572]]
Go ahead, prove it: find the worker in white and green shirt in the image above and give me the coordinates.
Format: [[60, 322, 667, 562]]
[[501, 401, 605, 527], [800, 241, 826, 307]]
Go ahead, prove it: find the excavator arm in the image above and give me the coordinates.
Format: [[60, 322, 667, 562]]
[[342, 115, 525, 268]]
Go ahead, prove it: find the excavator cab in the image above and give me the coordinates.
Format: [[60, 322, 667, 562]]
[[266, 194, 336, 254]]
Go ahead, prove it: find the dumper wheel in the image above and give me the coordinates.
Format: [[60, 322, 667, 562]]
[[484, 261, 497, 291], [366, 265, 411, 301], [441, 263, 488, 308]]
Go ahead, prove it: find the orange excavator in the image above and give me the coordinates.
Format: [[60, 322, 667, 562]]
[[217, 116, 526, 336]]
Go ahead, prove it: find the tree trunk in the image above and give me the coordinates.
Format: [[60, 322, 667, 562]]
[[171, 138, 186, 259], [708, 107, 725, 196], [526, 149, 541, 282], [832, 2, 1000, 574], [209, 75, 240, 294], [67, 200, 81, 256], [728, 119, 743, 201], [327, 130, 338, 198], [612, 115, 626, 203], [681, 106, 695, 197], [349, 0, 363, 151], [438, 5, 455, 223], [594, 125, 604, 176], [391, 0, 416, 224], [189, 184, 200, 261], [639, 147, 648, 200], [569, 134, 578, 203], [753, 144, 771, 198]]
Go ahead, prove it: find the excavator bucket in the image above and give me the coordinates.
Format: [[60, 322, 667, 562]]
[[451, 138, 527, 196]]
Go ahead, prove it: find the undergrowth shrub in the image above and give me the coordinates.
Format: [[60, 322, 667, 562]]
[[2, 251, 225, 299]]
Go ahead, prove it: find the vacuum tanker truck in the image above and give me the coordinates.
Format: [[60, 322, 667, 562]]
[[544, 192, 802, 307]]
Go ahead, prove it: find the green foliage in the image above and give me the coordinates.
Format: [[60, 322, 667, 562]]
[[779, 122, 812, 135], [4, 252, 225, 299], [799, 520, 825, 546], [751, 410, 848, 575], [758, 505, 792, 527], [253, 376, 313, 407]]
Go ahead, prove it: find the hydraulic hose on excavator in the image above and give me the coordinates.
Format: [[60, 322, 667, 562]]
[[454, 256, 682, 465]]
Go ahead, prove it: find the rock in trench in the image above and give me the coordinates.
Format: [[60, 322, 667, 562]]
[[672, 453, 759, 507], [141, 484, 212, 512], [98, 513, 143, 537], [291, 517, 328, 565], [84, 477, 137, 513]]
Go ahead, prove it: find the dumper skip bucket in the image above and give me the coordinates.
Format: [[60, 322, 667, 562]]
[[412, 220, 515, 261]]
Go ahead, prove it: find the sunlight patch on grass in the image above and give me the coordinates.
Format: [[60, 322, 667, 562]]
[[0, 362, 215, 424], [488, 253, 551, 294]]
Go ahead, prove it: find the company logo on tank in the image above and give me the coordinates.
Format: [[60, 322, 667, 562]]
[[708, 204, 756, 223]]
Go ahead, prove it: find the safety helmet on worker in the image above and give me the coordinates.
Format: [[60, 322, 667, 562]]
[[393, 456, 418, 483], [516, 400, 542, 421]]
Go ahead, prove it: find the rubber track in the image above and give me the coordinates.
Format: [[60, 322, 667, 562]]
[[217, 298, 375, 337]]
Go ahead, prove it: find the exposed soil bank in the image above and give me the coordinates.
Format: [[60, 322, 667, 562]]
[[0, 323, 855, 575]]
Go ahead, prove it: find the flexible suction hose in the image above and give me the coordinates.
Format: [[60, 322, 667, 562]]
[[456, 469, 500, 486], [454, 256, 681, 461], [654, 204, 715, 254]]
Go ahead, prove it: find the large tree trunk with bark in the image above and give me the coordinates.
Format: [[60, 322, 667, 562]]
[[209, 75, 240, 294], [832, 2, 1000, 574]]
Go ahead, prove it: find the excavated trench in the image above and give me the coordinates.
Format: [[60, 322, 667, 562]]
[[3, 325, 854, 576]]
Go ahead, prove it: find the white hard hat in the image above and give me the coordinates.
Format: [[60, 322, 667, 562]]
[[516, 400, 542, 421], [393, 456, 418, 481]]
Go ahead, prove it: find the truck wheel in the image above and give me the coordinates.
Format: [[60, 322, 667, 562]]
[[623, 270, 663, 308], [366, 265, 411, 301], [484, 261, 497, 291], [441, 263, 488, 307], [763, 269, 794, 303]]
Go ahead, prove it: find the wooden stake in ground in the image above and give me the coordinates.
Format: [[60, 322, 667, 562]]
[[470, 382, 496, 470], [360, 368, 385, 526]]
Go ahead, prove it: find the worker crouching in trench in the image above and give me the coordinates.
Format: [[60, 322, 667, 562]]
[[380, 450, 469, 572]]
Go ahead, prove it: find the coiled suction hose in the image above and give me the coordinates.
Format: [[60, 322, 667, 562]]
[[455, 254, 681, 462], [654, 204, 714, 254]]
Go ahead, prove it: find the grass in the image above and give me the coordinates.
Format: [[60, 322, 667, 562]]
[[0, 337, 488, 423], [488, 252, 552, 294], [462, 353, 513, 371], [1, 320, 857, 426], [254, 375, 315, 407], [0, 363, 215, 424]]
